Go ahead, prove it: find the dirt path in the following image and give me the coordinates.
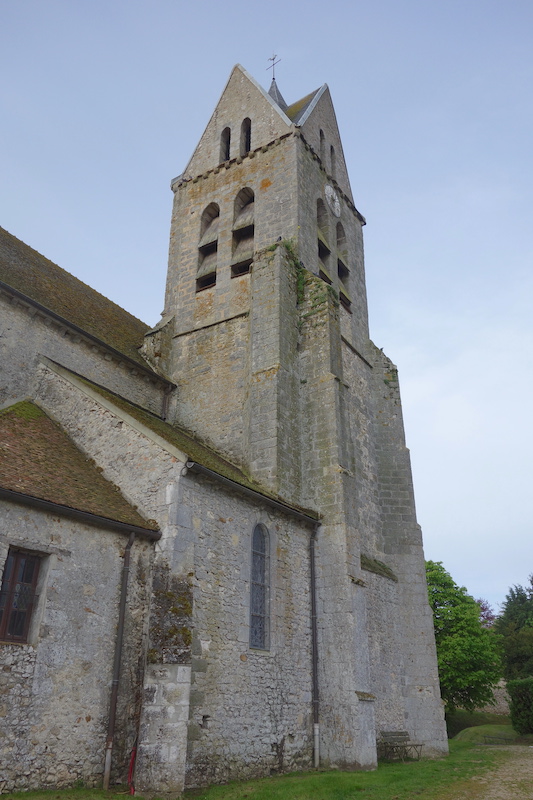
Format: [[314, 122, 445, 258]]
[[469, 746, 533, 799]]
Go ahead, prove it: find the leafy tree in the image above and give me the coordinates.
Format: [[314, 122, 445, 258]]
[[507, 677, 533, 734], [425, 560, 502, 713], [476, 597, 497, 628], [495, 575, 533, 680]]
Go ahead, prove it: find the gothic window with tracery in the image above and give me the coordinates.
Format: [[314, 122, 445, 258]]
[[250, 524, 269, 649]]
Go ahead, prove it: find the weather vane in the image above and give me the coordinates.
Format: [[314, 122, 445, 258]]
[[267, 54, 281, 80]]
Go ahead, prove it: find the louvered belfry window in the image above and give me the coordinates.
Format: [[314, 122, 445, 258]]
[[0, 549, 41, 643], [250, 525, 269, 649]]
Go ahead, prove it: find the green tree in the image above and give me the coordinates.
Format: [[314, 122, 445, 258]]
[[495, 576, 533, 680], [425, 560, 502, 713]]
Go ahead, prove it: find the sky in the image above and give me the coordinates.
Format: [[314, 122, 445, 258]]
[[1, 0, 531, 610]]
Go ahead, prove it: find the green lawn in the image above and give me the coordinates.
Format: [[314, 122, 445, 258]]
[[2, 740, 510, 800]]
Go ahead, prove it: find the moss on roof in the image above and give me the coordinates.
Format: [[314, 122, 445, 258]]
[[0, 400, 158, 531], [285, 90, 320, 124], [0, 227, 150, 366], [80, 377, 319, 521], [361, 554, 398, 582]]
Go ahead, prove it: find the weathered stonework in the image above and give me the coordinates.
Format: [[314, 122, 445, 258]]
[[0, 503, 152, 793], [0, 62, 448, 797]]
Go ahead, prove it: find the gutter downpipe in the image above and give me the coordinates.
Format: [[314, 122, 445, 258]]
[[310, 525, 320, 768], [103, 532, 136, 791]]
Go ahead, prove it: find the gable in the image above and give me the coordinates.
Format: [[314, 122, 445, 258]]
[[182, 64, 292, 178], [0, 227, 150, 367], [0, 400, 158, 533], [41, 359, 319, 521], [298, 86, 353, 202]]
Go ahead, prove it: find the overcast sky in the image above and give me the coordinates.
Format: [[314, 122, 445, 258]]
[[2, 0, 531, 610]]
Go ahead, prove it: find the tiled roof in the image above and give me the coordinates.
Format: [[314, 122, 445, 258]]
[[0, 227, 150, 367], [0, 401, 158, 531]]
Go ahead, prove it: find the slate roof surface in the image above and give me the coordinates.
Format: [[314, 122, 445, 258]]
[[0, 401, 158, 531], [77, 375, 319, 521], [285, 89, 321, 124], [0, 227, 150, 367]]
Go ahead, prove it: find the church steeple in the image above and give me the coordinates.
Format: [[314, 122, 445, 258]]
[[268, 78, 288, 110]]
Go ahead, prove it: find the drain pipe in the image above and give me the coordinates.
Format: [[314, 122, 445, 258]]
[[310, 525, 320, 768], [103, 532, 135, 790]]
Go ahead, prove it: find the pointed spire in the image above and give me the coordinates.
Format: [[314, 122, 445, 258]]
[[268, 78, 288, 111]]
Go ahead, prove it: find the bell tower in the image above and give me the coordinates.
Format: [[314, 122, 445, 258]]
[[143, 64, 448, 769], [146, 65, 370, 498]]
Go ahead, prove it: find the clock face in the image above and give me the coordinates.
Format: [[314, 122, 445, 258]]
[[325, 184, 341, 217]]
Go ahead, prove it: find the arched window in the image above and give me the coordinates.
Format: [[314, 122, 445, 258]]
[[250, 524, 269, 649], [330, 145, 336, 178], [319, 129, 326, 163], [220, 127, 231, 162], [336, 221, 351, 310], [232, 188, 254, 277], [197, 203, 219, 291], [240, 118, 251, 156], [317, 199, 331, 284]]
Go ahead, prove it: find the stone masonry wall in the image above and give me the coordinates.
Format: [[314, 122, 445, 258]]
[[369, 345, 448, 753], [0, 292, 166, 414], [0, 503, 152, 793], [178, 472, 314, 787], [184, 65, 291, 179]]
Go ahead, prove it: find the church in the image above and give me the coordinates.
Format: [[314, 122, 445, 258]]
[[0, 65, 448, 795]]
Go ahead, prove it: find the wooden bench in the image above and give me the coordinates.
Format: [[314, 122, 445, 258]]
[[377, 731, 424, 761]]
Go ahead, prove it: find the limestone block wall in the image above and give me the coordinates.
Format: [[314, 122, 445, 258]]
[[33, 364, 183, 539], [0, 292, 166, 415], [363, 572, 409, 732], [171, 314, 250, 468], [295, 140, 369, 355], [247, 246, 301, 497], [368, 346, 448, 753], [0, 503, 152, 793], [178, 473, 314, 787], [299, 86, 353, 203], [184, 65, 291, 179], [165, 136, 299, 330], [297, 271, 377, 769]]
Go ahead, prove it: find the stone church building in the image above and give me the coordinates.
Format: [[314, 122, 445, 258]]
[[0, 65, 448, 795]]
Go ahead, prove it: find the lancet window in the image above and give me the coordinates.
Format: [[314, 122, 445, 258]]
[[330, 145, 337, 178], [220, 127, 231, 162], [240, 118, 251, 156], [336, 222, 351, 311], [197, 203, 219, 291], [317, 199, 332, 284], [250, 524, 270, 650]]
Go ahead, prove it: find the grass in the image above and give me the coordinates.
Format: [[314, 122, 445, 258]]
[[2, 740, 511, 800]]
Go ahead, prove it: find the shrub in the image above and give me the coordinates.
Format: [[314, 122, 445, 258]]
[[507, 677, 533, 734]]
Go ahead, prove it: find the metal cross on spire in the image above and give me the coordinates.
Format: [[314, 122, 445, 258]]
[[267, 54, 281, 80]]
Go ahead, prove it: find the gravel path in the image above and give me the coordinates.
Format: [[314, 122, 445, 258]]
[[470, 746, 533, 799]]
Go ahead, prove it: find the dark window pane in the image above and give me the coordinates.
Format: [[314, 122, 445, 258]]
[[0, 550, 41, 643]]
